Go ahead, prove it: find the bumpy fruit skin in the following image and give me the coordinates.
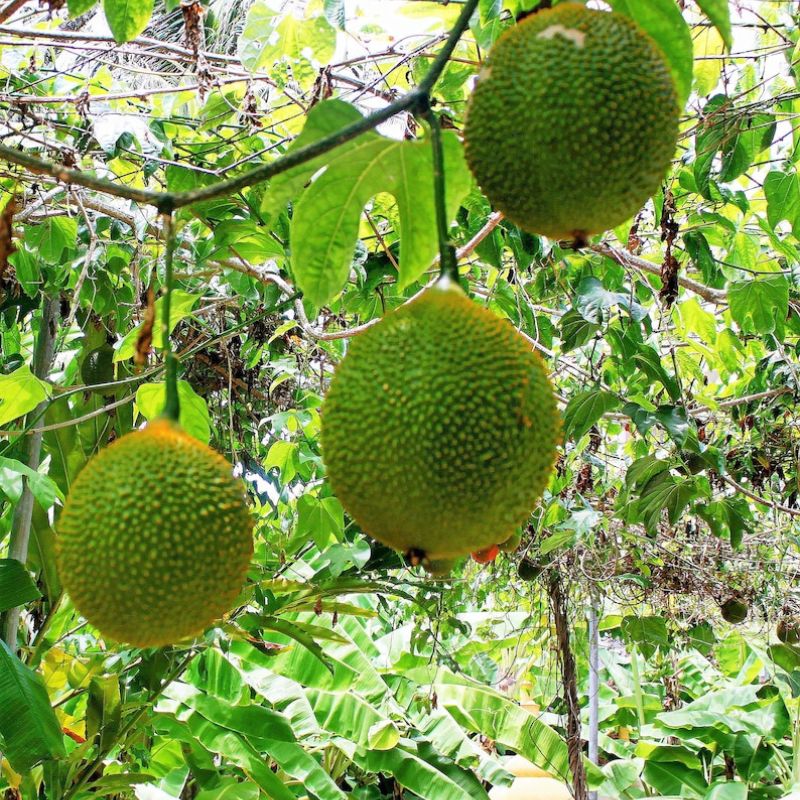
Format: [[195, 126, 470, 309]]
[[57, 419, 253, 647], [464, 3, 680, 240], [321, 280, 560, 560], [720, 598, 748, 625]]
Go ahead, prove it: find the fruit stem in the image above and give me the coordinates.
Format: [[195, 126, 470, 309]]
[[161, 213, 180, 422], [422, 106, 459, 283]]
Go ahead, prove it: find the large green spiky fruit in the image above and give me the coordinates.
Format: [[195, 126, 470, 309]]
[[321, 280, 561, 560], [464, 3, 680, 240], [57, 419, 253, 647]]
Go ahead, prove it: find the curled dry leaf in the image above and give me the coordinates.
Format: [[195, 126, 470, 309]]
[[135, 286, 156, 366]]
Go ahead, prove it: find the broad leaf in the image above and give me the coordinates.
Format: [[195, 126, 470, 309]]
[[609, 0, 694, 106], [0, 364, 50, 428], [136, 381, 211, 444], [695, 0, 733, 49], [0, 640, 66, 772], [103, 0, 155, 43], [729, 276, 789, 336], [0, 558, 41, 613], [563, 390, 620, 441], [263, 99, 471, 306]]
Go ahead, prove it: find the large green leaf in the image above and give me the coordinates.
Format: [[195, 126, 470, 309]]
[[355, 739, 489, 800], [0, 558, 41, 612], [764, 170, 800, 236], [0, 364, 50, 428], [695, 0, 732, 49], [562, 390, 619, 441], [0, 640, 66, 772], [434, 681, 604, 787], [262, 99, 471, 306], [609, 0, 693, 106], [136, 381, 211, 444], [729, 276, 790, 336], [0, 456, 60, 509], [239, 0, 336, 84], [103, 0, 155, 43]]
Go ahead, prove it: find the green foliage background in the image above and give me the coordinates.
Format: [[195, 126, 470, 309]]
[[1, 0, 800, 798]]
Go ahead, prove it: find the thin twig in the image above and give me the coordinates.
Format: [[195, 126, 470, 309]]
[[721, 474, 800, 518], [591, 242, 728, 305]]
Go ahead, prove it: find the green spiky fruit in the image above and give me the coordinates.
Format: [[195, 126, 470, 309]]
[[81, 345, 115, 391], [720, 598, 748, 625], [498, 530, 523, 553], [777, 619, 800, 644], [518, 559, 543, 582], [464, 3, 680, 240], [321, 280, 560, 560], [57, 419, 253, 647]]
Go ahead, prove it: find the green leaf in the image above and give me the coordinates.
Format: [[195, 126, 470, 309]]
[[86, 675, 122, 751], [609, 0, 693, 106], [635, 475, 697, 532], [764, 170, 800, 237], [260, 616, 335, 675], [0, 364, 50, 428], [575, 277, 645, 324], [695, 0, 733, 49], [135, 381, 212, 444], [0, 640, 66, 772], [24, 218, 78, 263], [264, 99, 471, 306], [265, 440, 299, 482], [0, 456, 60, 509], [560, 309, 600, 352], [435, 681, 604, 788], [0, 559, 42, 613], [698, 498, 752, 549], [632, 346, 681, 401], [621, 616, 670, 659], [297, 494, 345, 548], [115, 290, 199, 362], [562, 390, 619, 441], [705, 783, 747, 800], [68, 0, 97, 16], [239, 1, 336, 83], [355, 740, 486, 800], [729, 276, 789, 336], [103, 0, 155, 43], [323, 0, 346, 28]]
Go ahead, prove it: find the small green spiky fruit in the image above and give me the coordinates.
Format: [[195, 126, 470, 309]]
[[81, 345, 115, 391], [720, 598, 748, 625], [321, 280, 561, 560], [464, 3, 680, 240], [57, 419, 253, 647]]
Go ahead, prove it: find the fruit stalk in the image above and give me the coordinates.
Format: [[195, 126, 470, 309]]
[[160, 212, 180, 422]]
